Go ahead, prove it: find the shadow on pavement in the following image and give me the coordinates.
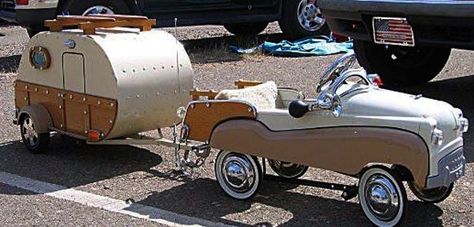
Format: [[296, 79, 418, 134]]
[[131, 177, 443, 226], [0, 55, 20, 73], [397, 75, 474, 163], [0, 135, 163, 191]]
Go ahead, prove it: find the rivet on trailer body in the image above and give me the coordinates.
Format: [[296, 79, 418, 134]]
[[206, 103, 211, 108], [60, 124, 63, 128], [84, 130, 88, 134], [69, 95, 73, 99], [97, 100, 101, 105], [109, 120, 113, 124], [59, 105, 62, 109], [57, 93, 62, 97], [83, 111, 88, 115], [248, 107, 253, 113], [24, 85, 28, 89], [110, 103, 114, 107], [82, 97, 87, 101], [34, 88, 38, 92], [24, 97, 27, 101], [190, 104, 195, 109]]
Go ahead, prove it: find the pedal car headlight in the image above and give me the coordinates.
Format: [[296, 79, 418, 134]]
[[459, 117, 469, 133], [431, 128, 444, 146]]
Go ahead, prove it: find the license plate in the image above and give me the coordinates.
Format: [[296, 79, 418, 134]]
[[372, 17, 415, 47]]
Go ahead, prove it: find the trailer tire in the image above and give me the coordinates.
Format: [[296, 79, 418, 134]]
[[19, 114, 50, 154], [215, 151, 262, 200], [354, 40, 451, 87]]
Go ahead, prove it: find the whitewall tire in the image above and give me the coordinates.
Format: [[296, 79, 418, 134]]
[[358, 167, 407, 227], [215, 151, 262, 200]]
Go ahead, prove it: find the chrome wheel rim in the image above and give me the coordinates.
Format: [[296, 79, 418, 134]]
[[297, 0, 325, 32], [82, 5, 115, 16], [221, 155, 255, 193], [21, 117, 38, 147], [364, 174, 400, 221], [268, 159, 308, 179]]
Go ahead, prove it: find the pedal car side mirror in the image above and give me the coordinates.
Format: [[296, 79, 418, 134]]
[[289, 100, 310, 118]]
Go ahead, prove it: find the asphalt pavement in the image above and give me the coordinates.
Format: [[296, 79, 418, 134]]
[[0, 23, 473, 226]]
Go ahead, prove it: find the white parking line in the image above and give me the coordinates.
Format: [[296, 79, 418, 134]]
[[0, 171, 235, 227]]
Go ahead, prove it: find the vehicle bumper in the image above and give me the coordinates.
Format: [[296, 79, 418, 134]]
[[16, 8, 56, 27], [426, 147, 465, 189], [319, 0, 474, 49]]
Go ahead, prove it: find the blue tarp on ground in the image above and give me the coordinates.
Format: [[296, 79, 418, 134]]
[[230, 37, 353, 57]]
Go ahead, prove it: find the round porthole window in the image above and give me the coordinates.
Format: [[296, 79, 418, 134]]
[[29, 46, 51, 70]]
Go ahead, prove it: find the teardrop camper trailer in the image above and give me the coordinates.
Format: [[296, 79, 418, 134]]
[[14, 15, 193, 143]]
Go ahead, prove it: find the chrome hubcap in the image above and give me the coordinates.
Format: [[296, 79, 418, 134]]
[[365, 174, 400, 221], [297, 0, 325, 32], [22, 117, 38, 146], [82, 5, 114, 16], [222, 155, 255, 192]]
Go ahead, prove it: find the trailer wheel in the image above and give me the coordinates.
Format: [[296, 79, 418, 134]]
[[268, 159, 308, 179], [20, 114, 50, 154], [358, 166, 407, 227], [215, 151, 262, 200], [408, 182, 453, 203]]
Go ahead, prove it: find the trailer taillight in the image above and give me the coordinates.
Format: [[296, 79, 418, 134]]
[[16, 0, 29, 5]]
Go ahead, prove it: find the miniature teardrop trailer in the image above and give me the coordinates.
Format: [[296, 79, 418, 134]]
[[14, 15, 467, 226]]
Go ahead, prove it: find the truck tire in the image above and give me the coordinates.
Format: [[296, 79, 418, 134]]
[[353, 40, 451, 87], [61, 0, 130, 16], [279, 0, 330, 40], [224, 22, 269, 36]]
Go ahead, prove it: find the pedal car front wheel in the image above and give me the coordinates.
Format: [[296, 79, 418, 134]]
[[215, 151, 262, 200], [268, 159, 308, 179], [408, 182, 454, 203], [358, 166, 407, 227]]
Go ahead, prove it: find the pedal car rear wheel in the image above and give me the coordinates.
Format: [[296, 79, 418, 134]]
[[19, 114, 49, 154], [408, 182, 454, 203], [358, 166, 407, 227], [215, 151, 262, 200], [268, 159, 308, 179]]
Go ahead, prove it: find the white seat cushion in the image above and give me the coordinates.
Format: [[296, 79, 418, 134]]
[[215, 81, 278, 110]]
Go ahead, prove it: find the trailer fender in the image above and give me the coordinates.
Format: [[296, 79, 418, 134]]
[[18, 104, 53, 134]]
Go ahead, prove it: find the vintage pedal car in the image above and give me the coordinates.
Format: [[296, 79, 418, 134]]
[[14, 15, 467, 227]]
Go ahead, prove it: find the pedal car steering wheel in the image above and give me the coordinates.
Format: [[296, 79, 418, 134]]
[[317, 52, 357, 93]]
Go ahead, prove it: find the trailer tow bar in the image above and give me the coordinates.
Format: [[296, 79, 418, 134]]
[[264, 174, 358, 201]]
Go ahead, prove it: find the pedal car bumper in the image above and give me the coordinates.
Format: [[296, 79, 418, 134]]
[[426, 147, 465, 189]]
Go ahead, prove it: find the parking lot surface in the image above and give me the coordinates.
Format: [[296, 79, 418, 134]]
[[0, 22, 473, 226]]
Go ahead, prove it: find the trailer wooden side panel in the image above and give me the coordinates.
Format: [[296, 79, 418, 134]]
[[15, 81, 117, 140]]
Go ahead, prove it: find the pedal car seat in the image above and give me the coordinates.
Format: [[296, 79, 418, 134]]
[[215, 81, 278, 110]]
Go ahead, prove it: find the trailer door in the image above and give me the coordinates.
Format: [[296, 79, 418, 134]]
[[62, 53, 85, 93]]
